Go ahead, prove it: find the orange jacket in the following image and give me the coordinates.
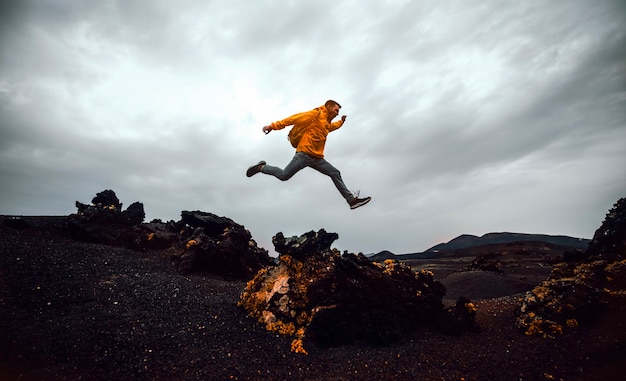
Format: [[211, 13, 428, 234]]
[[269, 105, 344, 158]]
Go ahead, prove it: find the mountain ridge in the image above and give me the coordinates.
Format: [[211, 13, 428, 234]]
[[368, 232, 590, 261]]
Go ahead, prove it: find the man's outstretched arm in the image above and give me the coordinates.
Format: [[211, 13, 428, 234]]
[[261, 108, 321, 135]]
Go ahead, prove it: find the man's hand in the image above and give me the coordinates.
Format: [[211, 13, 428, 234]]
[[341, 115, 347, 122], [262, 125, 272, 134]]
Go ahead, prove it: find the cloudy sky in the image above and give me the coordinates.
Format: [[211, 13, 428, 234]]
[[1, 0, 625, 256]]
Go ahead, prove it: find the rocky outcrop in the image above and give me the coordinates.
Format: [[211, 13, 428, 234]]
[[516, 198, 626, 336], [466, 253, 504, 273], [50, 190, 270, 280], [170, 211, 271, 279], [68, 190, 186, 251], [68, 189, 146, 246], [239, 229, 479, 354], [586, 198, 626, 259]]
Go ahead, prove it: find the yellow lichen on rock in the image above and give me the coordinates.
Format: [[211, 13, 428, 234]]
[[290, 328, 308, 355], [465, 302, 477, 313], [267, 320, 296, 336], [290, 338, 308, 355]]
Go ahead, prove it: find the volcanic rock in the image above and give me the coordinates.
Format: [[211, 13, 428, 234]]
[[587, 197, 626, 260], [239, 229, 479, 354], [170, 211, 271, 279], [68, 190, 145, 246], [516, 197, 626, 336], [91, 189, 122, 210], [62, 190, 270, 280], [466, 252, 504, 273]]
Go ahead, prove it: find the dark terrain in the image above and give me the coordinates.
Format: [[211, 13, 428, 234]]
[[2, 188, 626, 381], [405, 240, 575, 302], [2, 219, 625, 381]]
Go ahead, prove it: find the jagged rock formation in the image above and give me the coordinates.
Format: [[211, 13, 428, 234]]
[[516, 198, 626, 336], [69, 189, 146, 245], [239, 229, 479, 354], [38, 190, 270, 280], [170, 211, 270, 279]]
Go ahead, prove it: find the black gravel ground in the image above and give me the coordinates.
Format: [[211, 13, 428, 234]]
[[1, 224, 625, 381]]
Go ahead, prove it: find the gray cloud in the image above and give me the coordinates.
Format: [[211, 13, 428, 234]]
[[1, 0, 624, 255]]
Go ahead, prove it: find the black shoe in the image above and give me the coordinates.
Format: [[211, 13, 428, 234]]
[[349, 195, 371, 209], [246, 161, 266, 177]]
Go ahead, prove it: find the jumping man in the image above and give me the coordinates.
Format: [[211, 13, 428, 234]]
[[246, 100, 371, 209]]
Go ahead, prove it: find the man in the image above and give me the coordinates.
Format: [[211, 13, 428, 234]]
[[246, 100, 371, 210]]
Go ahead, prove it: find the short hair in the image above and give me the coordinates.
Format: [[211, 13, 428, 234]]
[[325, 99, 341, 108]]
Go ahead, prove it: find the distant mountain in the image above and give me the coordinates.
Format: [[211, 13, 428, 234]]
[[368, 250, 396, 261], [368, 232, 590, 261], [368, 250, 436, 261], [425, 232, 590, 253]]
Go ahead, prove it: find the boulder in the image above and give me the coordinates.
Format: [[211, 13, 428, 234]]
[[516, 198, 626, 336], [466, 252, 504, 273], [133, 220, 182, 250], [68, 190, 145, 245], [123, 201, 145, 226], [91, 189, 122, 210], [170, 211, 271, 279], [587, 197, 626, 260], [239, 229, 479, 354]]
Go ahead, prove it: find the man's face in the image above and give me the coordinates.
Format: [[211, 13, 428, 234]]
[[327, 104, 340, 119]]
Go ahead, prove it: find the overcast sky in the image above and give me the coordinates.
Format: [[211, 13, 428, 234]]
[[1, 0, 625, 256]]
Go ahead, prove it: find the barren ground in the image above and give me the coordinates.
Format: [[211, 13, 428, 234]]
[[1, 224, 625, 381]]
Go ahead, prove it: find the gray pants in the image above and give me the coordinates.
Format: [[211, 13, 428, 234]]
[[261, 152, 353, 202]]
